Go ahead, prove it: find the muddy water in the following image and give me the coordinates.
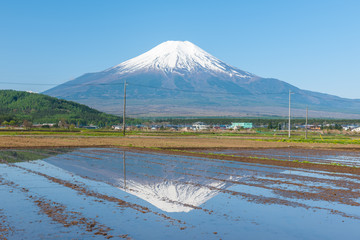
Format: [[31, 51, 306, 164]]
[[201, 148, 360, 167], [0, 148, 360, 239]]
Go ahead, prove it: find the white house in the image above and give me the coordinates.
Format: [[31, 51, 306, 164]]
[[192, 122, 210, 130], [229, 122, 253, 129], [352, 127, 360, 132]]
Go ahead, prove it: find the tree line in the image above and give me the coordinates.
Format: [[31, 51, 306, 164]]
[[0, 90, 140, 127]]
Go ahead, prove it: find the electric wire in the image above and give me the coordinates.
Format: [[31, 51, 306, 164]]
[[0, 81, 298, 96]]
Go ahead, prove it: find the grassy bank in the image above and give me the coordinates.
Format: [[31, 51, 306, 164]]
[[0, 129, 359, 145]]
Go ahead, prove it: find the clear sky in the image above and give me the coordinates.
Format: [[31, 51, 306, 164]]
[[1, 0, 359, 98]]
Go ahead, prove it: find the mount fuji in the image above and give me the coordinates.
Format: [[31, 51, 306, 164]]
[[44, 41, 360, 118]]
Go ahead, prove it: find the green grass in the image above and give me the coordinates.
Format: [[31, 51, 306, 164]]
[[269, 137, 360, 145], [0, 148, 72, 163], [0, 129, 129, 137], [0, 128, 359, 145]]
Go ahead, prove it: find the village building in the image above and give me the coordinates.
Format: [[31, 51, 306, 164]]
[[229, 122, 253, 129], [192, 122, 210, 130], [352, 127, 360, 132]]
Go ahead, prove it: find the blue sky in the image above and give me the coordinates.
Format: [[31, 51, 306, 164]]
[[1, 0, 359, 98]]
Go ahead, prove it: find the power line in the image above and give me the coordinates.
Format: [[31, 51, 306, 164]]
[[0, 82, 59, 86], [0, 81, 126, 86], [0, 81, 296, 96]]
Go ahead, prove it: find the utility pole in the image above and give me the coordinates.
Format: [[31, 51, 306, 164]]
[[305, 106, 308, 140], [288, 90, 291, 138], [122, 80, 127, 136]]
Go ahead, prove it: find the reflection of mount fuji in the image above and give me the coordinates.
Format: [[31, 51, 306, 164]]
[[125, 177, 233, 212], [43, 149, 250, 213]]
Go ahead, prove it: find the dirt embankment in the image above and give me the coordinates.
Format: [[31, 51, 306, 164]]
[[1, 135, 360, 151], [1, 135, 360, 175]]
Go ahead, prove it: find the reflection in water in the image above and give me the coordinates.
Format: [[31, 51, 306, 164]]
[[1, 148, 360, 239], [123, 151, 126, 190], [42, 148, 252, 212], [0, 148, 72, 163], [206, 148, 360, 167]]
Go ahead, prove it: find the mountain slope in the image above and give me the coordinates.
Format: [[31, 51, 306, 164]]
[[0, 90, 121, 125], [44, 41, 360, 118]]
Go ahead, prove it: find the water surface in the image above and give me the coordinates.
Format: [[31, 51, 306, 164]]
[[0, 148, 359, 239], [201, 148, 360, 167]]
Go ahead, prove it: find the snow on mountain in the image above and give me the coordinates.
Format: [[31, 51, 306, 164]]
[[43, 40, 360, 118], [107, 41, 254, 79]]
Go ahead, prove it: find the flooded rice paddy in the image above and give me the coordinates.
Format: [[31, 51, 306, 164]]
[[200, 148, 360, 167], [1, 148, 360, 239]]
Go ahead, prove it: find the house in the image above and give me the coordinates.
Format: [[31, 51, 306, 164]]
[[192, 122, 209, 130], [82, 125, 98, 129], [112, 125, 122, 130], [42, 123, 56, 127], [310, 125, 321, 130], [32, 123, 56, 128], [229, 122, 253, 129], [352, 127, 360, 132], [343, 125, 358, 131]]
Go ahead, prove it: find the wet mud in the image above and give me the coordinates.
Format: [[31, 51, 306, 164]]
[[0, 159, 187, 229], [0, 175, 125, 239], [0, 209, 13, 240], [1, 147, 360, 239]]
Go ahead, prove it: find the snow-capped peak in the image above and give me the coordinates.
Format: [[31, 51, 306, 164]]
[[107, 41, 253, 78]]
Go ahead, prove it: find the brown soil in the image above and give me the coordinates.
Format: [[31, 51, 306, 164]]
[[33, 198, 114, 238], [1, 135, 360, 150], [2, 145, 360, 236], [0, 175, 120, 239], [1, 134, 360, 174], [0, 209, 12, 240]]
